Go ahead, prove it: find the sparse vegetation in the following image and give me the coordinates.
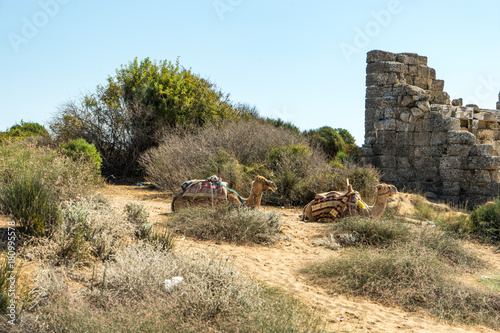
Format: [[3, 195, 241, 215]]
[[168, 204, 282, 245], [303, 216, 499, 329], [20, 244, 325, 332]]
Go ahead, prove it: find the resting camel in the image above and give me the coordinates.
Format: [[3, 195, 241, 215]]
[[171, 175, 277, 212], [301, 183, 398, 222]]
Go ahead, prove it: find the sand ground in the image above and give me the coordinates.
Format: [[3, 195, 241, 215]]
[[94, 185, 499, 333]]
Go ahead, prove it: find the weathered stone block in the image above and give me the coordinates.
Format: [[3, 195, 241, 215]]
[[411, 107, 424, 118], [429, 117, 461, 131], [442, 182, 461, 196], [396, 120, 410, 132], [366, 73, 403, 86], [367, 61, 405, 74], [446, 144, 471, 156], [417, 65, 429, 78], [374, 119, 396, 131], [472, 170, 492, 183], [396, 53, 419, 65], [414, 76, 430, 89], [417, 55, 428, 66], [430, 132, 447, 146], [413, 132, 431, 146], [374, 155, 396, 168], [413, 157, 439, 171], [490, 170, 500, 183], [376, 131, 396, 144], [416, 100, 430, 112], [408, 65, 418, 76], [469, 144, 494, 156], [396, 157, 411, 169], [365, 97, 397, 110], [396, 168, 414, 181], [440, 169, 463, 182], [433, 91, 451, 105], [432, 79, 445, 92], [367, 50, 397, 63], [447, 130, 476, 145], [440, 156, 464, 170], [428, 68, 436, 79], [467, 156, 500, 170], [380, 168, 398, 182]]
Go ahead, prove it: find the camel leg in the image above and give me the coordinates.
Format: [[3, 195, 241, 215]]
[[171, 194, 184, 212], [301, 201, 317, 222]]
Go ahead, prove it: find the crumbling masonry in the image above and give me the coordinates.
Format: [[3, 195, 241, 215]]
[[359, 50, 500, 205]]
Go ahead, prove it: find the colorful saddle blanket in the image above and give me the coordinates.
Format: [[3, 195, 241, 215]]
[[181, 178, 228, 199], [310, 191, 361, 220]]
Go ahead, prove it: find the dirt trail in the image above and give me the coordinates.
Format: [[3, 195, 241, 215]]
[[98, 185, 498, 333]]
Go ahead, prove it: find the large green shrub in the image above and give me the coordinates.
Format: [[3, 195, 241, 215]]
[[60, 138, 102, 174], [469, 199, 500, 244]]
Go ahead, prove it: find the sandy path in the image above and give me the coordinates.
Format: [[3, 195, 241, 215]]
[[98, 185, 498, 333]]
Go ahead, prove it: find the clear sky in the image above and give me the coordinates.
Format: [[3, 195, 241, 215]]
[[1, 0, 499, 145]]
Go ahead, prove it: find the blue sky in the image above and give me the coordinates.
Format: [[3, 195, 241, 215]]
[[1, 0, 499, 145]]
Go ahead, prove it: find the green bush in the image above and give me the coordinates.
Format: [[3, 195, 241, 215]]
[[305, 126, 346, 159], [1, 172, 60, 236], [60, 138, 102, 174], [0, 121, 49, 140], [469, 199, 500, 244]]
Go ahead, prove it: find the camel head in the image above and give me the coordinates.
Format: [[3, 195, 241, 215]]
[[252, 175, 277, 194], [376, 183, 398, 198]]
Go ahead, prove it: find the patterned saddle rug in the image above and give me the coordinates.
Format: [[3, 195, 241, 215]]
[[180, 176, 228, 200], [310, 191, 362, 220]]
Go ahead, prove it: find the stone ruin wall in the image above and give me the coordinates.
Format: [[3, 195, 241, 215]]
[[359, 50, 500, 205]]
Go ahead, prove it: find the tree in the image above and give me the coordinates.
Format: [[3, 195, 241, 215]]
[[51, 58, 240, 176], [305, 126, 346, 159]]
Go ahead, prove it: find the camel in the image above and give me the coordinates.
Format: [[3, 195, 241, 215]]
[[301, 183, 398, 222], [171, 175, 277, 212]]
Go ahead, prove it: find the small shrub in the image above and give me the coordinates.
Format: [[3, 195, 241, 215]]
[[469, 198, 500, 244], [169, 204, 282, 245], [124, 202, 174, 251], [56, 196, 135, 261], [1, 172, 60, 236], [125, 202, 151, 239], [417, 228, 483, 271], [328, 216, 410, 247], [60, 138, 102, 175]]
